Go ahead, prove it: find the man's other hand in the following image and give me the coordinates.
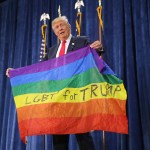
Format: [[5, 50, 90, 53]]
[[6, 68, 14, 78], [90, 40, 102, 49]]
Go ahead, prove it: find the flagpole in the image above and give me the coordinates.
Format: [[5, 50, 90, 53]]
[[97, 1, 106, 150], [39, 13, 50, 61], [39, 13, 50, 150], [75, 0, 84, 36], [58, 5, 61, 17], [97, 0, 104, 57], [57, 5, 61, 44]]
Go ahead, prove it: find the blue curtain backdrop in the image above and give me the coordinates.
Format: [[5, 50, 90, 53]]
[[0, 0, 150, 150]]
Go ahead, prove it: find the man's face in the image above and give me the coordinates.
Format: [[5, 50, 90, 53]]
[[53, 20, 71, 41]]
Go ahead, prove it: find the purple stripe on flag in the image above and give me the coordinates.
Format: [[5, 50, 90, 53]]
[[91, 50, 115, 75], [9, 46, 105, 78], [91, 49, 105, 73]]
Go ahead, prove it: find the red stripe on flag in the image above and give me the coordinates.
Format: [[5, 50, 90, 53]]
[[19, 114, 128, 143]]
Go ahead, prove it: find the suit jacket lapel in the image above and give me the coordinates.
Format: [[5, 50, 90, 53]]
[[48, 43, 60, 59], [54, 44, 59, 56], [67, 37, 76, 53]]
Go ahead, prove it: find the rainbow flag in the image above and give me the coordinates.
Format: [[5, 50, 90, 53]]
[[9, 46, 128, 143]]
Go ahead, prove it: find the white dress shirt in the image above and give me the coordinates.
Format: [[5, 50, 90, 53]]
[[56, 34, 72, 57]]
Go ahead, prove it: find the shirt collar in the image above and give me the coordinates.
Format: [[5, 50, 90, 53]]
[[60, 34, 72, 43]]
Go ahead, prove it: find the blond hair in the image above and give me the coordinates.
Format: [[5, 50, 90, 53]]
[[52, 16, 69, 29]]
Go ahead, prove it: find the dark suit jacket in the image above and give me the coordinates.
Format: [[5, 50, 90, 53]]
[[46, 36, 90, 59]]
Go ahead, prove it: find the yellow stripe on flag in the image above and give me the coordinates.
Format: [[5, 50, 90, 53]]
[[14, 82, 127, 108]]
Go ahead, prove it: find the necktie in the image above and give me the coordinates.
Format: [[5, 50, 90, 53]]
[[59, 40, 66, 57]]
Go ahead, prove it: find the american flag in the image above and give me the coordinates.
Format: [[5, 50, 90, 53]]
[[39, 39, 46, 62]]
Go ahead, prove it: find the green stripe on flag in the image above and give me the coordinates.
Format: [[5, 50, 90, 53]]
[[12, 68, 122, 96]]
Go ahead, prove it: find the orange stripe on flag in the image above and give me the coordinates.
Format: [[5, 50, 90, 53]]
[[17, 98, 127, 121]]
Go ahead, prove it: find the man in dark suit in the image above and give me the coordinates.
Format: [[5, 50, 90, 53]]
[[46, 16, 102, 60], [46, 16, 102, 150]]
